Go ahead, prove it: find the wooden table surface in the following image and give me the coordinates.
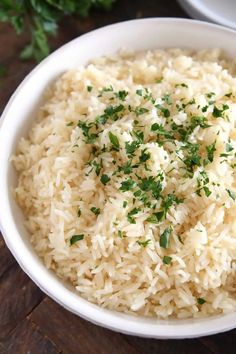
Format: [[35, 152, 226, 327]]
[[0, 1, 236, 353]]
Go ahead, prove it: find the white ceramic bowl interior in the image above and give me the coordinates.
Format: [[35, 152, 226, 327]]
[[0, 18, 236, 339]]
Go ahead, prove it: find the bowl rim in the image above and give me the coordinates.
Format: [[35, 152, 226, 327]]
[[1, 17, 236, 339], [178, 0, 236, 30]]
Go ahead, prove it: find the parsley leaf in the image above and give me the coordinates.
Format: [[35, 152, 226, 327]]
[[70, 234, 84, 245], [137, 239, 151, 247], [213, 104, 229, 118], [127, 207, 140, 224], [163, 255, 172, 265], [125, 141, 140, 157], [108, 131, 120, 151], [226, 189, 236, 201], [100, 174, 110, 185], [90, 207, 100, 215], [115, 90, 128, 101], [160, 226, 172, 249], [197, 297, 206, 305], [134, 107, 149, 116], [120, 179, 137, 192]]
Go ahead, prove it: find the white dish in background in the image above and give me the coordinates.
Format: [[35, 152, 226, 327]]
[[0, 18, 236, 339], [179, 0, 236, 29]]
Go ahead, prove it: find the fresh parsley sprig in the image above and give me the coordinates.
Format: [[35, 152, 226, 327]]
[[0, 0, 116, 62]]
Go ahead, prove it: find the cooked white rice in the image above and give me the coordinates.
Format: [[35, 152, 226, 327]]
[[13, 49, 236, 318]]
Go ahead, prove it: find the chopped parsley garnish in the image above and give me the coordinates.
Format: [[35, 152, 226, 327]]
[[146, 212, 164, 224], [90, 207, 100, 215], [190, 115, 210, 130], [178, 235, 184, 244], [196, 170, 211, 197], [120, 179, 137, 192], [92, 160, 102, 176], [125, 141, 140, 157], [134, 107, 149, 116], [206, 92, 215, 99], [118, 230, 126, 238], [202, 105, 208, 113], [87, 85, 93, 92], [100, 174, 110, 185], [77, 208, 81, 217], [70, 234, 84, 245], [197, 297, 206, 305], [133, 130, 144, 144], [127, 207, 140, 224], [66, 121, 73, 127], [160, 226, 172, 249], [139, 176, 163, 199], [181, 142, 201, 172], [163, 255, 172, 265], [212, 104, 229, 118], [137, 239, 151, 247], [115, 90, 128, 101], [117, 160, 133, 174], [77, 121, 98, 144], [104, 104, 125, 120], [136, 89, 143, 96], [204, 141, 216, 165], [108, 131, 120, 151], [162, 94, 172, 105], [226, 189, 235, 201], [175, 83, 188, 88], [156, 77, 163, 84], [123, 200, 128, 208], [156, 104, 170, 118], [139, 149, 151, 163], [226, 142, 234, 152], [151, 123, 173, 139]]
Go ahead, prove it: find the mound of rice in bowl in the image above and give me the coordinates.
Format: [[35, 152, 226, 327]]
[[12, 49, 236, 318]]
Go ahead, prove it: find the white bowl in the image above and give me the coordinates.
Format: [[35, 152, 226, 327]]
[[178, 0, 236, 30], [0, 18, 236, 339]]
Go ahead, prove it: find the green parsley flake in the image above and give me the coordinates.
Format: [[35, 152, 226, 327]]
[[212, 104, 229, 118], [77, 208, 81, 217], [136, 89, 143, 96], [226, 142, 234, 152], [134, 107, 149, 116], [226, 189, 236, 201], [127, 207, 140, 224], [108, 131, 120, 151], [90, 207, 100, 215], [197, 297, 206, 305], [100, 174, 110, 185], [66, 121, 73, 127], [125, 141, 140, 157], [160, 226, 172, 249], [120, 179, 137, 192], [204, 141, 216, 165], [137, 239, 151, 247], [115, 90, 128, 101], [156, 104, 170, 118], [163, 255, 172, 265], [87, 85, 93, 92], [139, 149, 151, 163], [70, 234, 84, 245]]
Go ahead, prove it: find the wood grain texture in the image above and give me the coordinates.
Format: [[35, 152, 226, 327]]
[[1, 318, 60, 354], [0, 259, 44, 341], [0, 0, 236, 353], [30, 297, 140, 354]]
